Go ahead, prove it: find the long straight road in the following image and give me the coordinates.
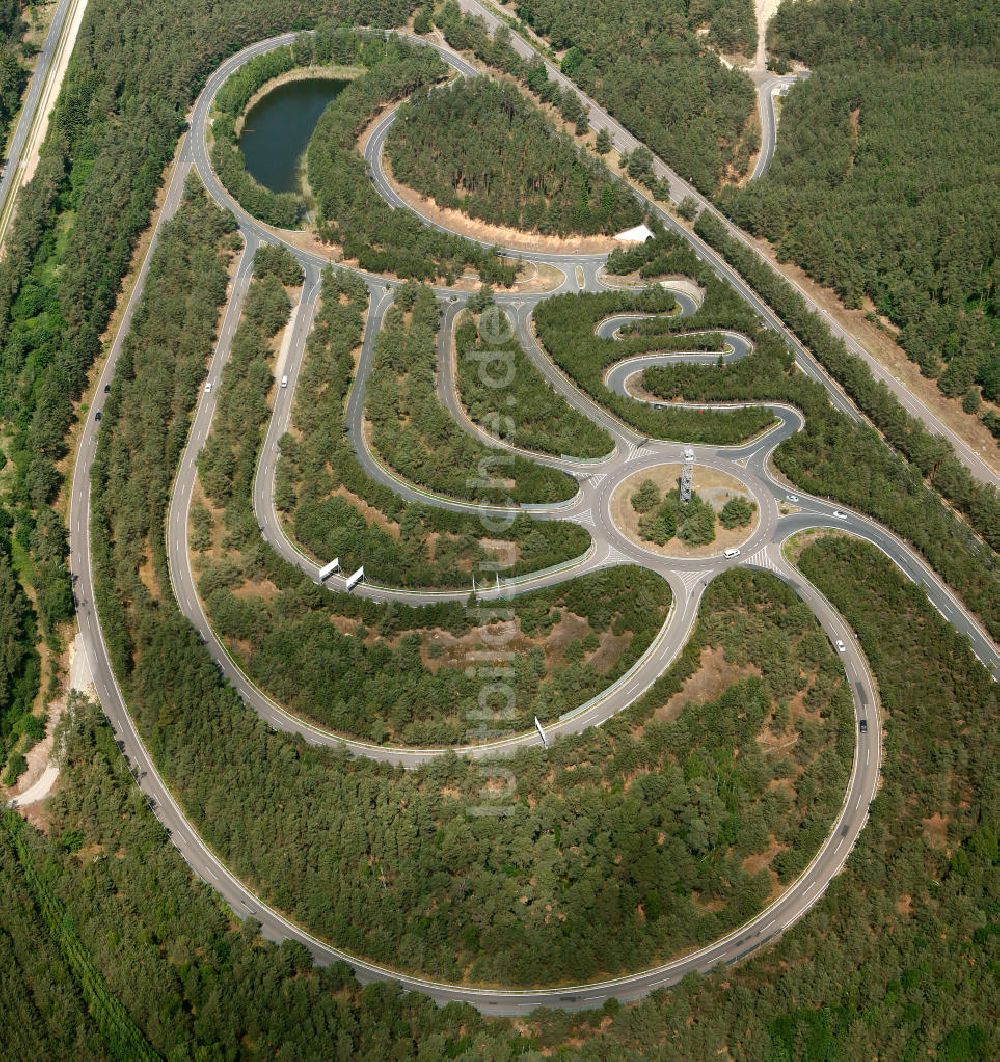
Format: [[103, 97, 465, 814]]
[[0, 0, 89, 251]]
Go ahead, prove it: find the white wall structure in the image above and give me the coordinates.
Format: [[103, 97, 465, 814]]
[[534, 716, 549, 747], [318, 558, 340, 581], [345, 565, 365, 591], [613, 223, 654, 243]]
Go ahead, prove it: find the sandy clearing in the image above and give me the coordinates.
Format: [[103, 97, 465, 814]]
[[755, 0, 783, 69], [5, 632, 95, 809]]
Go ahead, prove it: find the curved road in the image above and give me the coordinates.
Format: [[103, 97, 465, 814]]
[[455, 0, 998, 487], [64, 28, 1000, 1016], [748, 72, 800, 182]]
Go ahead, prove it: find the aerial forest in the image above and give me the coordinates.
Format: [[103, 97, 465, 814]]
[[5, 530, 996, 1056], [1, 0, 997, 1055], [0, 0, 26, 148], [442, 0, 757, 192], [279, 270, 591, 588], [722, 0, 999, 429], [364, 282, 577, 504], [387, 76, 641, 237]]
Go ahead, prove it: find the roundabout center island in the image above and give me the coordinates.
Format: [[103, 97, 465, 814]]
[[610, 462, 760, 559]]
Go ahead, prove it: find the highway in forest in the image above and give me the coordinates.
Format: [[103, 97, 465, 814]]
[[455, 0, 999, 488], [0, 0, 89, 251], [63, 27, 1000, 1016]]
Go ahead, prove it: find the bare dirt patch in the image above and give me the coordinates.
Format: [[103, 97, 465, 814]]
[[742, 835, 786, 900], [599, 269, 649, 290], [847, 107, 860, 172], [189, 480, 228, 564], [741, 231, 999, 471], [691, 892, 727, 913], [332, 484, 401, 538], [610, 463, 759, 558], [419, 609, 598, 674], [922, 812, 951, 852], [507, 258, 565, 292], [138, 552, 160, 600], [754, 0, 783, 69], [649, 645, 761, 726], [1, 639, 75, 811], [587, 629, 630, 674], [480, 537, 522, 569], [782, 527, 849, 565], [231, 577, 281, 603]]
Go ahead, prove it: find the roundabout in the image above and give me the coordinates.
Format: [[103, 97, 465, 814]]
[[609, 462, 761, 560], [63, 24, 999, 1017]]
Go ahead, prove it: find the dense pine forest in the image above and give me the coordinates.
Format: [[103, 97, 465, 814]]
[[365, 282, 577, 503], [692, 213, 1000, 567], [500, 0, 757, 190], [0, 0, 27, 148], [5, 534, 994, 1057], [722, 0, 999, 428], [304, 34, 517, 283], [192, 253, 640, 744], [0, 520, 39, 783], [387, 76, 641, 237], [454, 306, 614, 458], [0, 0, 422, 784], [80, 185, 850, 981]]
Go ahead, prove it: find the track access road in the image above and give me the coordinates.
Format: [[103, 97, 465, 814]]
[[455, 0, 998, 487], [65, 26, 999, 1017]]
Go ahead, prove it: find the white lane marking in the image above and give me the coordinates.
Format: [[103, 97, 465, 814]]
[[746, 547, 776, 572], [678, 569, 707, 594]]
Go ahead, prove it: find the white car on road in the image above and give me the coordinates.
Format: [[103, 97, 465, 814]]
[[832, 510, 848, 520]]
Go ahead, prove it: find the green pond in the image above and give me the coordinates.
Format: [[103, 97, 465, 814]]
[[238, 77, 348, 195]]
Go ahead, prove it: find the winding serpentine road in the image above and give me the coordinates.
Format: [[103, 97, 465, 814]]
[[64, 28, 999, 1016], [455, 0, 999, 488]]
